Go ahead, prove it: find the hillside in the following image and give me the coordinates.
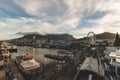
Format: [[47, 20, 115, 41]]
[[96, 32, 116, 39], [7, 32, 118, 43], [10, 33, 75, 42], [77, 32, 117, 41], [45, 34, 75, 41], [18, 32, 117, 41], [22, 34, 45, 40]]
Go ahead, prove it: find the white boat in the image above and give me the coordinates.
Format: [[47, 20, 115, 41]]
[[20, 59, 40, 72], [0, 42, 17, 53], [0, 55, 4, 67], [15, 55, 41, 74], [2, 51, 11, 58], [8, 44, 17, 53]]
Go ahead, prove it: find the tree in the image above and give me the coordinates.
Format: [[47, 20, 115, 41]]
[[114, 32, 120, 46]]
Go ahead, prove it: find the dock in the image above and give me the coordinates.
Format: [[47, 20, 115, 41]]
[[2, 52, 25, 80], [8, 59, 25, 80]]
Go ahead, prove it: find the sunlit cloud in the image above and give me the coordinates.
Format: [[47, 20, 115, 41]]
[[0, 0, 120, 40]]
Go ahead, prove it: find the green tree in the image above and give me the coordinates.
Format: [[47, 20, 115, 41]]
[[114, 32, 120, 46]]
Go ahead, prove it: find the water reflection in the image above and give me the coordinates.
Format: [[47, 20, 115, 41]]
[[11, 46, 58, 64]]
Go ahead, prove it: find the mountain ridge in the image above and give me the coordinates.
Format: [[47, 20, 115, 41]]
[[3, 32, 118, 43], [77, 32, 117, 41]]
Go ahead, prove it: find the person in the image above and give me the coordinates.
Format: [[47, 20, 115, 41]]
[[8, 72, 13, 80], [5, 68, 10, 79]]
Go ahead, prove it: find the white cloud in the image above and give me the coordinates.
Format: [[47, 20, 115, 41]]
[[13, 0, 49, 16], [71, 24, 120, 38], [0, 22, 7, 26], [70, 26, 105, 38], [70, 0, 120, 38], [0, 0, 120, 40], [0, 17, 71, 40]]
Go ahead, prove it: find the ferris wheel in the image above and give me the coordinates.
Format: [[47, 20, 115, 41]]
[[87, 31, 96, 45]]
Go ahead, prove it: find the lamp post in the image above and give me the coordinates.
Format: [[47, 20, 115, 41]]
[[42, 55, 45, 79]]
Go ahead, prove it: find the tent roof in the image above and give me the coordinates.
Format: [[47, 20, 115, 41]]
[[20, 59, 40, 70], [80, 57, 98, 73]]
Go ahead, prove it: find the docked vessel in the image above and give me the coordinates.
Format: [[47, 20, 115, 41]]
[[8, 45, 17, 53], [0, 41, 9, 51], [0, 55, 4, 67], [15, 54, 41, 74], [44, 54, 68, 61], [0, 41, 17, 53], [0, 41, 11, 58]]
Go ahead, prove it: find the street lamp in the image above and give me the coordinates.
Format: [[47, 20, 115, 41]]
[[42, 55, 45, 79]]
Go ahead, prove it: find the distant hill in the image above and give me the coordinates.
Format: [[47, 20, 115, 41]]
[[96, 32, 116, 39], [77, 32, 117, 41], [10, 33, 75, 42], [22, 34, 45, 40], [6, 32, 118, 44], [17, 32, 117, 41], [45, 34, 75, 41]]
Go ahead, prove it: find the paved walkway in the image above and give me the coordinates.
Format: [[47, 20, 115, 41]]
[[49, 53, 85, 80], [0, 70, 5, 80], [9, 59, 25, 80]]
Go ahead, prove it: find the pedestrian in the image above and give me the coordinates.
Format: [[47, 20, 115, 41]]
[[8, 72, 13, 80], [5, 68, 10, 79]]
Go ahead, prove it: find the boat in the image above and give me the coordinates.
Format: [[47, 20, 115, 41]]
[[0, 41, 9, 52], [44, 54, 68, 61], [0, 41, 17, 53], [2, 51, 11, 58], [8, 44, 17, 53], [0, 42, 11, 58], [15, 54, 41, 74], [0, 55, 4, 67]]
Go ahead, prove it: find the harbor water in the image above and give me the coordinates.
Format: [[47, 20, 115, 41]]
[[11, 46, 58, 64]]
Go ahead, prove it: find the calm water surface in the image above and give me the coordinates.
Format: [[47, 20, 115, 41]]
[[11, 46, 58, 64]]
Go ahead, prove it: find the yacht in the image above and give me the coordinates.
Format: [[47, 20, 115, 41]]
[[0, 55, 4, 67], [15, 54, 41, 74]]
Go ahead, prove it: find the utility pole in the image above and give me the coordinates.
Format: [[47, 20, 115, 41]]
[[42, 56, 45, 79]]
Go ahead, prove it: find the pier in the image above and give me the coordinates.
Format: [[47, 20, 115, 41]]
[[0, 41, 120, 80], [9, 59, 25, 80], [1, 53, 25, 80]]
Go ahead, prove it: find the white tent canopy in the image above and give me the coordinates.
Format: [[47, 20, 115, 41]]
[[20, 59, 40, 71], [80, 57, 98, 73], [106, 47, 117, 52], [111, 58, 120, 67]]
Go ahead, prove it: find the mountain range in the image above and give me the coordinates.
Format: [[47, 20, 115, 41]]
[[76, 32, 117, 41], [9, 33, 75, 42], [96, 32, 116, 39], [7, 32, 117, 43]]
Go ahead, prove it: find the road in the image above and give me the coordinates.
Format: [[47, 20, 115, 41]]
[[48, 52, 85, 80]]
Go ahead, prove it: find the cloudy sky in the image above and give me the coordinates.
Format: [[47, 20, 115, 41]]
[[0, 0, 120, 40]]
